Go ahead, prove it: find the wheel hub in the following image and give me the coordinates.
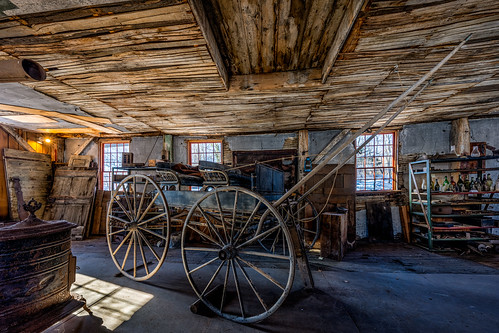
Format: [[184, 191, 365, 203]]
[[218, 245, 236, 261], [125, 221, 138, 231]]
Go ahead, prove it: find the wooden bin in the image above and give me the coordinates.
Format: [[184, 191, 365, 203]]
[[320, 212, 347, 261]]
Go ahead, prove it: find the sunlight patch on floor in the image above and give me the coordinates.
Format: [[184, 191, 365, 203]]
[[69, 273, 154, 330]]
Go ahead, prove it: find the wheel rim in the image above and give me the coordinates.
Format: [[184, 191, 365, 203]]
[[106, 174, 170, 281], [182, 187, 295, 323]]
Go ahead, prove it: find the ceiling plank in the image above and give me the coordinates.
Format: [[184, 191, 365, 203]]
[[0, 103, 120, 134], [0, 124, 36, 152], [188, 0, 229, 90], [321, 0, 365, 83]]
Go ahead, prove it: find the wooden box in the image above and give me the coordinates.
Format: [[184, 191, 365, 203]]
[[320, 212, 347, 261]]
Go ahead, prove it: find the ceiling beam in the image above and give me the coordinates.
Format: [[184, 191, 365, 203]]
[[0, 124, 36, 152], [321, 0, 366, 83], [230, 69, 324, 92], [0, 103, 120, 134], [188, 0, 229, 90]]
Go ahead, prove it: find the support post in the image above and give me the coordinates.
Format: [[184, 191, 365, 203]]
[[298, 130, 309, 183], [450, 118, 470, 156]]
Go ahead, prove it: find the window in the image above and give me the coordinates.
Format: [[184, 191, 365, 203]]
[[355, 132, 396, 191], [188, 140, 222, 166], [101, 141, 129, 191]]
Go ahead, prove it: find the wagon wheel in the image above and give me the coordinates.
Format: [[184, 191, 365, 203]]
[[182, 187, 295, 323], [280, 193, 321, 250], [106, 174, 170, 281]]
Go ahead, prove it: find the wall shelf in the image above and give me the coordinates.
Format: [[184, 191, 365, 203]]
[[409, 156, 499, 250]]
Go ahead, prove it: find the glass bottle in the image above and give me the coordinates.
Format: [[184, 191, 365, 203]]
[[434, 178, 440, 192], [475, 176, 482, 192], [450, 176, 456, 192], [470, 177, 476, 191], [470, 146, 480, 157], [495, 175, 499, 192], [442, 176, 450, 191], [457, 174, 464, 192], [463, 174, 470, 192], [430, 177, 435, 191], [483, 174, 488, 191], [486, 174, 493, 191], [421, 178, 426, 191]]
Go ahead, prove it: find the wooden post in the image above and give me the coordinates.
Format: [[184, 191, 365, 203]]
[[450, 118, 470, 155], [163, 135, 173, 161], [298, 130, 309, 189]]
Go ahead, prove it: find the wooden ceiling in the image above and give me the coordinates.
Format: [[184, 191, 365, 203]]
[[0, 0, 497, 136]]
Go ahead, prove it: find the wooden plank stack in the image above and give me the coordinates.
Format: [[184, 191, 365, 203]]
[[43, 168, 98, 240], [3, 148, 52, 221]]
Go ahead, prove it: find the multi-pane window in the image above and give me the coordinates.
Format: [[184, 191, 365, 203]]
[[101, 142, 129, 191], [356, 132, 396, 191], [189, 141, 222, 166]]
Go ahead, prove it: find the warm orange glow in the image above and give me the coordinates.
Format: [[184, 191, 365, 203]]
[[44, 138, 51, 143]]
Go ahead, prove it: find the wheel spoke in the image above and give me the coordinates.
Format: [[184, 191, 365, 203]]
[[197, 205, 226, 246], [200, 260, 225, 297], [109, 228, 126, 236], [239, 250, 290, 260], [220, 259, 231, 312], [113, 198, 134, 222], [137, 212, 168, 226], [234, 201, 262, 246], [123, 183, 134, 219], [184, 247, 219, 252], [138, 226, 168, 242], [137, 232, 149, 275], [187, 224, 223, 247], [109, 214, 130, 225], [215, 191, 229, 243], [112, 231, 132, 256], [133, 176, 138, 218], [137, 229, 161, 262], [237, 224, 281, 249], [237, 256, 285, 291], [133, 232, 137, 278], [137, 179, 149, 218], [231, 259, 245, 318], [189, 256, 219, 274], [235, 258, 268, 311], [230, 190, 239, 240], [121, 232, 134, 270], [137, 192, 160, 223]]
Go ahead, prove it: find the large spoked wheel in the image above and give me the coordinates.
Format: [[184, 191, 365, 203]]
[[106, 174, 170, 281], [279, 193, 321, 250], [182, 187, 295, 323]]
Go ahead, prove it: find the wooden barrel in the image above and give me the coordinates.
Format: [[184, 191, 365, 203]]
[[0, 214, 76, 331]]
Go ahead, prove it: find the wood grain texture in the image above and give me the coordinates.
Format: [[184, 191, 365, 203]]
[[0, 0, 496, 136]]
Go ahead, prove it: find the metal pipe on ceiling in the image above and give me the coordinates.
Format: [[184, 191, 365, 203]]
[[0, 58, 46, 82]]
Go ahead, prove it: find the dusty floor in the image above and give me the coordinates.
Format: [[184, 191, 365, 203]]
[[43, 237, 498, 333]]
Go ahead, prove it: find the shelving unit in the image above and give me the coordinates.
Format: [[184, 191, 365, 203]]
[[409, 156, 499, 250]]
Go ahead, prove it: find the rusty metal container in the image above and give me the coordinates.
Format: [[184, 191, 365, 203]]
[[0, 200, 77, 332]]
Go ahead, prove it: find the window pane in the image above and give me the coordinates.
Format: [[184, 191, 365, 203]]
[[375, 135, 383, 145], [207, 143, 213, 153], [384, 146, 392, 156], [366, 157, 374, 167], [214, 143, 221, 152], [375, 157, 382, 167], [192, 144, 198, 153], [356, 157, 365, 167], [384, 157, 393, 167]]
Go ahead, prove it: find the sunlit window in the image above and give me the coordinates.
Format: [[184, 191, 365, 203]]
[[355, 132, 396, 191], [101, 142, 129, 191], [188, 141, 222, 166]]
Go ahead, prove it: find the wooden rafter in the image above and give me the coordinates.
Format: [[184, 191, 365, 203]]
[[0, 124, 35, 152], [321, 0, 366, 83], [188, 0, 229, 90], [0, 103, 120, 134]]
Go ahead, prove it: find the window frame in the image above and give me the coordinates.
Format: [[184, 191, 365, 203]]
[[188, 140, 223, 166], [355, 131, 398, 192], [100, 140, 130, 191]]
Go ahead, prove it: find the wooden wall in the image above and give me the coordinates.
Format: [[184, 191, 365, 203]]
[[0, 127, 21, 219], [305, 164, 356, 243]]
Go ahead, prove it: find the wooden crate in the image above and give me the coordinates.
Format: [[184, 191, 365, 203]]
[[320, 212, 347, 261]]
